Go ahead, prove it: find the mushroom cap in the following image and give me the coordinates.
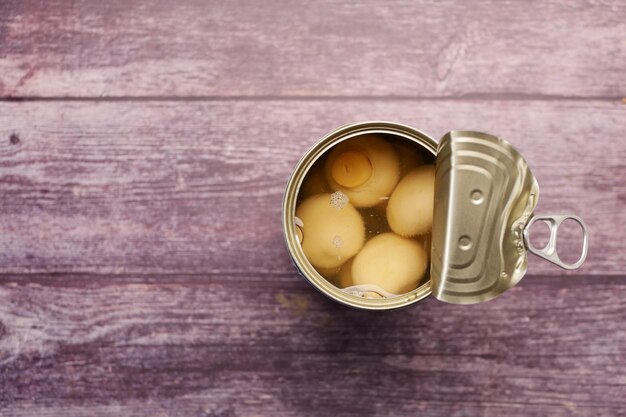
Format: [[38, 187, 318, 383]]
[[296, 192, 365, 269], [352, 233, 428, 294], [325, 134, 400, 207], [387, 165, 436, 237]]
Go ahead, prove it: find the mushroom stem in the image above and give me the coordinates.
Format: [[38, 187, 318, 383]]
[[330, 150, 372, 188]]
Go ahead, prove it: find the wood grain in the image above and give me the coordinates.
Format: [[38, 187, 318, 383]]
[[1, 0, 625, 98], [1, 100, 624, 275], [1, 1, 624, 416], [1, 274, 625, 416]]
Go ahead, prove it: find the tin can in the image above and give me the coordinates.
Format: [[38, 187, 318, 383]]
[[282, 122, 589, 310]]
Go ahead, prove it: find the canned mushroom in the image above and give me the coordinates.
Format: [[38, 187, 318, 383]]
[[282, 122, 589, 310]]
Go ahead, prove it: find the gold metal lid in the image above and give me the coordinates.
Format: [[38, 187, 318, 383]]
[[430, 131, 588, 304]]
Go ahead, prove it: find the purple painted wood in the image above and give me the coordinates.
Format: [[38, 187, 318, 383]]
[[0, 0, 624, 98], [0, 100, 624, 275], [0, 274, 625, 416], [0, 0, 625, 416]]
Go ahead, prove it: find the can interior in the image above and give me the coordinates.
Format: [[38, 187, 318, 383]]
[[283, 122, 439, 311]]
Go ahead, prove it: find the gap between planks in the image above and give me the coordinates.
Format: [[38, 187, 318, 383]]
[[0, 94, 624, 102], [0, 273, 624, 288]]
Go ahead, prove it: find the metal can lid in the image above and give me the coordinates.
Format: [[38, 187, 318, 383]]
[[430, 131, 540, 304]]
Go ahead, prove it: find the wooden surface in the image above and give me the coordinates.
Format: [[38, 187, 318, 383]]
[[1, 1, 625, 416], [0, 100, 624, 276], [1, 0, 625, 98], [1, 275, 625, 417]]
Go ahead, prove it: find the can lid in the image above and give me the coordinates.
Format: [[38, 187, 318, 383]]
[[430, 131, 540, 304]]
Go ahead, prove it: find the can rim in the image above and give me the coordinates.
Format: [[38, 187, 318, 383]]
[[282, 121, 438, 310]]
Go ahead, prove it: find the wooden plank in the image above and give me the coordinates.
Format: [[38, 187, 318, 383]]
[[1, 0, 625, 98], [0, 274, 625, 416], [1, 100, 624, 275]]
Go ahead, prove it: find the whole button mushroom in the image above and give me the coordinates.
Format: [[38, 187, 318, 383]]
[[352, 233, 428, 294], [325, 135, 400, 207], [387, 165, 436, 237], [296, 192, 365, 270]]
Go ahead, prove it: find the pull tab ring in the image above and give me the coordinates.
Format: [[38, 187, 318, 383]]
[[523, 214, 589, 270]]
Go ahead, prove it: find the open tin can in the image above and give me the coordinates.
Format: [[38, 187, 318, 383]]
[[282, 122, 589, 310]]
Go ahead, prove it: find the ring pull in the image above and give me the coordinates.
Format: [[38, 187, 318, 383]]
[[523, 214, 589, 270]]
